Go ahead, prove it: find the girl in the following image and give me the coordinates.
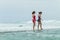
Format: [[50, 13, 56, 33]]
[[32, 11, 36, 30], [37, 12, 42, 30]]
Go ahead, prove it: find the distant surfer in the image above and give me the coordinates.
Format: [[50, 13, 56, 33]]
[[37, 11, 43, 30], [32, 11, 36, 30]]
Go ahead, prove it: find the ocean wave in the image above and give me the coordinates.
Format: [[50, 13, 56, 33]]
[[0, 20, 60, 32]]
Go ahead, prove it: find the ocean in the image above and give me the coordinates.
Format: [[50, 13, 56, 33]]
[[0, 29, 60, 40], [0, 20, 60, 40], [0, 0, 60, 40]]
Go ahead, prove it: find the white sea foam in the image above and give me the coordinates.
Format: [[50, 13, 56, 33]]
[[0, 20, 60, 32]]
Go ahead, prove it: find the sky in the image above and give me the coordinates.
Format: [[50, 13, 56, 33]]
[[0, 0, 60, 23]]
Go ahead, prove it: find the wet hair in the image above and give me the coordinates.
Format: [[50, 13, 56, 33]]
[[39, 12, 42, 14], [32, 11, 35, 14]]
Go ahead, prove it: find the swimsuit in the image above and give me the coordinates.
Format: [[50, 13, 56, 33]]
[[37, 16, 41, 22], [32, 15, 36, 23]]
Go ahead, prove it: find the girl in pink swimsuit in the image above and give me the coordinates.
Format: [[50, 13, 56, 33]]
[[32, 11, 36, 30]]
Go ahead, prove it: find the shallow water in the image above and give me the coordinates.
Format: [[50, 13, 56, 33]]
[[0, 29, 60, 40], [0, 20, 60, 40]]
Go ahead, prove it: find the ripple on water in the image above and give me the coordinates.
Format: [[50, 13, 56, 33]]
[[0, 29, 60, 40]]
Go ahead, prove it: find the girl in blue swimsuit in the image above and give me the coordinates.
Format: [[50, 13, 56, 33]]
[[37, 12, 42, 30]]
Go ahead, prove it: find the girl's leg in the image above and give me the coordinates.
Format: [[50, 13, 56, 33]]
[[38, 22, 39, 30], [40, 22, 42, 30], [33, 22, 35, 30]]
